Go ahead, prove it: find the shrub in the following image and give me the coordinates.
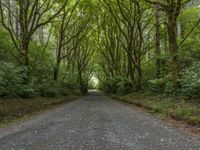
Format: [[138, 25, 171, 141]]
[[116, 77, 132, 95], [67, 89, 82, 96], [18, 84, 38, 98], [0, 62, 26, 97], [148, 78, 165, 94], [37, 81, 61, 97], [180, 62, 200, 98]]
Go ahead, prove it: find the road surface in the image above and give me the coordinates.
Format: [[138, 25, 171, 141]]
[[0, 90, 199, 150]]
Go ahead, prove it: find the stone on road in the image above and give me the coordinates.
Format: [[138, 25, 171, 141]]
[[0, 91, 199, 150]]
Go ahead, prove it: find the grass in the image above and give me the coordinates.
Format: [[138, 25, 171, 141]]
[[0, 96, 80, 126], [111, 94, 200, 127]]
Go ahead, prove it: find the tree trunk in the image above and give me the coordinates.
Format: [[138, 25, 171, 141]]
[[135, 61, 142, 92], [15, 4, 20, 39], [177, 22, 182, 39], [54, 59, 61, 81], [78, 69, 88, 95], [39, 26, 44, 44], [127, 55, 135, 91], [167, 15, 179, 89], [21, 38, 30, 83], [155, 5, 161, 78]]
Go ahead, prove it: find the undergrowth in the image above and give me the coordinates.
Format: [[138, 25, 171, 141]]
[[111, 94, 200, 127]]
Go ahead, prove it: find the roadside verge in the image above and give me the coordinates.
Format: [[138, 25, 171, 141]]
[[0, 96, 80, 126], [111, 94, 200, 130]]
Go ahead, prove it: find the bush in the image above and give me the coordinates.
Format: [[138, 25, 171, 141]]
[[0, 62, 26, 97], [116, 77, 132, 95], [37, 81, 61, 97], [180, 62, 200, 98], [67, 89, 82, 96], [44, 87, 60, 97], [36, 80, 82, 97], [148, 78, 165, 94], [102, 78, 118, 94], [100, 76, 133, 95], [17, 84, 38, 98], [0, 62, 82, 98]]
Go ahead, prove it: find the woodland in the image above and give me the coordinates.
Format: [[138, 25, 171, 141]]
[[0, 0, 200, 124]]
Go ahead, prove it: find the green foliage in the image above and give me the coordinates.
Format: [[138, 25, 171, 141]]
[[116, 77, 132, 95], [0, 1, 199, 100], [0, 62, 81, 98], [179, 62, 200, 98], [0, 62, 26, 97], [37, 81, 60, 97], [113, 94, 200, 127], [148, 79, 165, 94], [169, 103, 200, 126], [100, 76, 133, 95], [18, 84, 38, 98], [0, 28, 16, 62]]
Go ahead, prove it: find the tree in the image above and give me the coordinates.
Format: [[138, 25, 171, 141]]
[[0, 0, 67, 81], [53, 1, 90, 81], [144, 0, 193, 89], [101, 0, 154, 91], [76, 37, 94, 94]]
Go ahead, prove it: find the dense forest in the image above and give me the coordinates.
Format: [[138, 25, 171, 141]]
[[0, 0, 199, 99]]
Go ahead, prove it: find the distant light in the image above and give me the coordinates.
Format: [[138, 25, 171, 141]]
[[91, 76, 99, 87]]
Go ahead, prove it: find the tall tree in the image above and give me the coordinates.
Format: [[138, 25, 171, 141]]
[[101, 0, 153, 91], [144, 0, 192, 89], [0, 0, 67, 81], [53, 1, 90, 81]]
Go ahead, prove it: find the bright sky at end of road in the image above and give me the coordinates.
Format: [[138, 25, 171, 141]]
[[91, 76, 99, 87]]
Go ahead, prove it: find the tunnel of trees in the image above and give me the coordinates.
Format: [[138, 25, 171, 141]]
[[0, 0, 200, 98]]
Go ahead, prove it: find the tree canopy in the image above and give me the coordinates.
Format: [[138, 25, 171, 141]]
[[0, 0, 200, 98]]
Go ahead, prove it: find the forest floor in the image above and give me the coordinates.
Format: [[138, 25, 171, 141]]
[[0, 90, 199, 150], [0, 95, 80, 126], [111, 93, 200, 134]]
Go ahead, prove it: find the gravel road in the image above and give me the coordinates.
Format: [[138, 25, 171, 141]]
[[0, 90, 200, 150]]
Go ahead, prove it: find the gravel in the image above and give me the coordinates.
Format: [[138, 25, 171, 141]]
[[0, 90, 200, 150]]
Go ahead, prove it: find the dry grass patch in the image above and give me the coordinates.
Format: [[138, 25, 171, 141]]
[[0, 96, 79, 125]]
